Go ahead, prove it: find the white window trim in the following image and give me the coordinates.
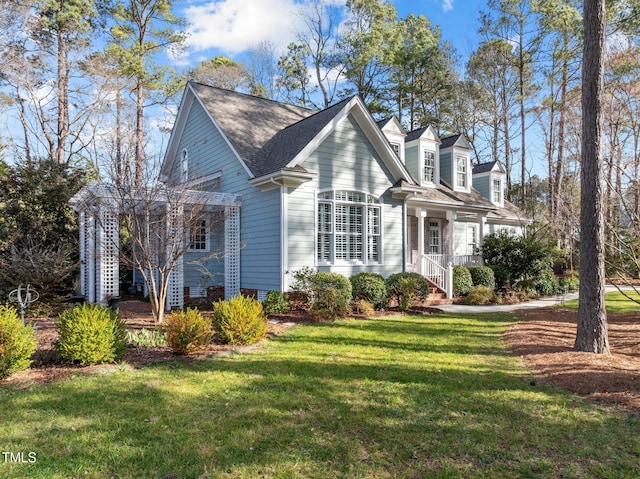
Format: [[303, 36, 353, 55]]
[[180, 148, 189, 183], [455, 155, 468, 190], [316, 190, 383, 266], [422, 149, 437, 186], [492, 176, 503, 206], [188, 218, 209, 252]]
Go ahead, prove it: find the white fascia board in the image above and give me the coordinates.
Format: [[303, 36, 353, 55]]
[[286, 96, 415, 184], [249, 169, 317, 191]]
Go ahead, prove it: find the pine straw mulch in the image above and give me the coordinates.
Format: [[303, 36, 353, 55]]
[[3, 301, 640, 416], [506, 308, 640, 414]]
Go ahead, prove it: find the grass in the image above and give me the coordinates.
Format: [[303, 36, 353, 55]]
[[1, 313, 640, 478], [561, 290, 640, 313]]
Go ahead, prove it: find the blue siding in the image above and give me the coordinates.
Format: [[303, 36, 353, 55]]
[[440, 152, 452, 186], [474, 175, 491, 200], [173, 100, 282, 293], [404, 144, 420, 181], [286, 113, 404, 285]]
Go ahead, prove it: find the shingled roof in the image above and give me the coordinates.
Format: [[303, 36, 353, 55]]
[[189, 82, 317, 177]]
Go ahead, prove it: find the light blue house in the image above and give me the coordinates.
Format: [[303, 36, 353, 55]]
[[159, 82, 528, 302]]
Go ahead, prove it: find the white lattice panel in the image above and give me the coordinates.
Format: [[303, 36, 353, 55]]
[[166, 204, 184, 310], [95, 206, 119, 305], [224, 206, 240, 299]]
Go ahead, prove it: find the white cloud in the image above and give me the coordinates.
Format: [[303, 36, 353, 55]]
[[183, 0, 304, 57], [442, 0, 454, 12]]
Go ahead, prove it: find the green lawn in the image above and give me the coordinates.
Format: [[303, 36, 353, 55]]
[[1, 313, 639, 479], [561, 290, 640, 313]]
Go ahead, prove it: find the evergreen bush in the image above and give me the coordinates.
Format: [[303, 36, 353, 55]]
[[56, 303, 127, 365], [452, 266, 472, 296], [164, 308, 213, 354], [386, 272, 430, 310], [350, 272, 387, 309], [0, 305, 37, 379], [262, 291, 293, 316], [535, 267, 560, 296], [212, 295, 267, 345], [309, 272, 352, 318], [468, 265, 495, 290]]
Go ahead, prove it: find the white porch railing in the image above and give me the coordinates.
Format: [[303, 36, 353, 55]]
[[421, 254, 484, 298], [422, 255, 453, 299]]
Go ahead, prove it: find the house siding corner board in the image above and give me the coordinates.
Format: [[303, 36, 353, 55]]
[[286, 113, 404, 281]]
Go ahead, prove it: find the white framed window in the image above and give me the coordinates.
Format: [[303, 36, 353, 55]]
[[317, 190, 381, 264], [456, 156, 467, 188], [429, 220, 440, 254], [467, 224, 478, 255], [492, 178, 502, 204], [188, 219, 208, 251], [423, 149, 436, 184]]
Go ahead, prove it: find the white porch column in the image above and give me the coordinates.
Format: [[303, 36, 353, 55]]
[[416, 209, 426, 274], [165, 203, 184, 311], [478, 213, 487, 249], [224, 205, 241, 299], [446, 210, 456, 259]]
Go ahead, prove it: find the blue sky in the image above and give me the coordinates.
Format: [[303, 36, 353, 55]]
[[177, 0, 488, 67]]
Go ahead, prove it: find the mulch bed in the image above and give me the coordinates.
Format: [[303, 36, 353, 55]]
[[506, 308, 640, 414]]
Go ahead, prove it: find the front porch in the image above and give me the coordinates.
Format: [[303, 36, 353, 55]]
[[407, 207, 485, 298]]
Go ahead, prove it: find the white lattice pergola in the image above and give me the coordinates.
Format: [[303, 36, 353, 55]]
[[71, 183, 241, 311]]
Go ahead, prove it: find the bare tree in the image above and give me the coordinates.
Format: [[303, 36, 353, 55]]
[[575, 0, 610, 354]]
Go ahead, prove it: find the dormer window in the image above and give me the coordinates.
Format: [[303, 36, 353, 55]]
[[492, 178, 502, 204], [423, 149, 436, 184], [456, 156, 467, 189]]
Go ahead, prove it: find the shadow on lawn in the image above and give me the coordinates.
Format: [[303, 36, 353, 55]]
[[3, 314, 640, 478]]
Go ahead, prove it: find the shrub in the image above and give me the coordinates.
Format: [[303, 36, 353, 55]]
[[468, 265, 495, 290], [490, 264, 512, 289], [452, 266, 472, 296], [164, 308, 213, 354], [212, 295, 267, 345], [262, 291, 293, 316], [465, 285, 494, 305], [535, 267, 560, 296], [288, 267, 316, 307], [127, 328, 166, 348], [513, 279, 539, 299], [309, 272, 352, 319], [352, 299, 375, 317], [386, 272, 430, 310], [0, 305, 37, 379], [56, 303, 127, 365], [559, 276, 579, 293], [350, 272, 387, 309]]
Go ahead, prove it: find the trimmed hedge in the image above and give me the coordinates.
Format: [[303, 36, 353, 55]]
[[56, 303, 127, 365], [350, 272, 387, 309], [468, 265, 496, 290], [452, 266, 473, 296], [0, 305, 36, 378]]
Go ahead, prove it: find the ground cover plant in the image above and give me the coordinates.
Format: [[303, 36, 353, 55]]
[[1, 312, 640, 478]]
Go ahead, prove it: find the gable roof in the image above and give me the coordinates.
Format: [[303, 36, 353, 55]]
[[405, 125, 441, 144], [473, 160, 505, 175], [440, 134, 471, 150], [164, 82, 413, 184]]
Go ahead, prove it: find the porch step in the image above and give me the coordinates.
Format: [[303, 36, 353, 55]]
[[423, 291, 453, 306]]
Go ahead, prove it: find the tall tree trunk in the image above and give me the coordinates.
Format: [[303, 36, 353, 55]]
[[575, 0, 609, 354], [553, 34, 569, 224], [518, 18, 526, 205], [56, 28, 69, 165], [135, 80, 144, 187]]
